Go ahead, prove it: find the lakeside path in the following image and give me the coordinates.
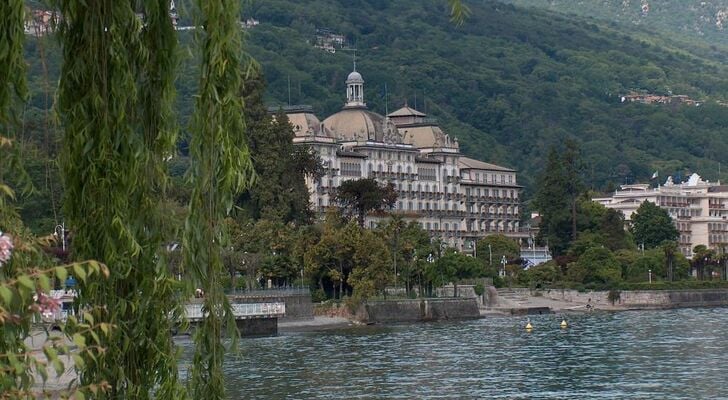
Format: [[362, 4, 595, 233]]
[[484, 288, 627, 316], [26, 330, 77, 398]]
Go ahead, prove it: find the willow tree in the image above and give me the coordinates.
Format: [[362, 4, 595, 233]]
[[183, 0, 254, 398], [53, 0, 185, 397]]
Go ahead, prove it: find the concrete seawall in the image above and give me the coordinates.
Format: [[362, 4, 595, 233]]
[[514, 288, 728, 309], [357, 298, 480, 324]]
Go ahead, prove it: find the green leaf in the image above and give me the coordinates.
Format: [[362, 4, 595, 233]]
[[0, 285, 13, 305], [72, 333, 86, 348], [51, 358, 64, 376], [17, 275, 34, 290], [82, 311, 94, 325], [38, 274, 51, 292], [73, 263, 87, 283], [55, 266, 68, 282]]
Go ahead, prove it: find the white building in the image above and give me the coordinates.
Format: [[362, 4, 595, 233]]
[[593, 173, 728, 258], [286, 67, 525, 251]]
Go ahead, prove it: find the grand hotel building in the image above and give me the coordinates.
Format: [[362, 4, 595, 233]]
[[285, 68, 525, 250], [594, 174, 728, 258]]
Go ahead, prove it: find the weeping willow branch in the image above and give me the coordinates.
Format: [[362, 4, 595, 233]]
[[0, 0, 27, 122], [53, 0, 185, 397], [448, 0, 471, 26], [184, 0, 255, 398], [0, 0, 31, 216]]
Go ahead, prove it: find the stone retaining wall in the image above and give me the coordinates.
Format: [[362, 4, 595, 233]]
[[511, 287, 728, 309], [358, 298, 480, 323]]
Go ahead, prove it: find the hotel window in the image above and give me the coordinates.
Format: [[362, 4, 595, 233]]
[[434, 223, 439, 230]]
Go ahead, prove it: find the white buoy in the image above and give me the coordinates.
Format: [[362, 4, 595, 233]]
[[560, 319, 568, 329]]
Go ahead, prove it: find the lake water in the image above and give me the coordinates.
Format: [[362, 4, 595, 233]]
[[178, 307, 728, 399]]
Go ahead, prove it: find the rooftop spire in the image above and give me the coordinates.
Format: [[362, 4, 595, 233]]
[[345, 57, 365, 108]]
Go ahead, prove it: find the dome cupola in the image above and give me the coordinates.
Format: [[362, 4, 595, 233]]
[[345, 64, 365, 108]]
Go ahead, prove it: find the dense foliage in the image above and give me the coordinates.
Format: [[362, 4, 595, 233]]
[[630, 201, 680, 248], [333, 178, 397, 227], [504, 0, 728, 49]]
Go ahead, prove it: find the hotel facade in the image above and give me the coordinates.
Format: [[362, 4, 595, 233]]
[[593, 174, 728, 258], [283, 67, 526, 251]]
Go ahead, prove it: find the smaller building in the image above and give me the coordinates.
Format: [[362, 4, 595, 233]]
[[593, 173, 728, 258]]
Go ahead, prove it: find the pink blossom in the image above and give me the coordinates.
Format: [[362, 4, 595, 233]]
[[0, 233, 13, 266], [37, 292, 62, 316]]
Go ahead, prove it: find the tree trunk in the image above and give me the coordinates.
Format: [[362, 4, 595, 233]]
[[339, 261, 344, 300], [571, 198, 577, 241]]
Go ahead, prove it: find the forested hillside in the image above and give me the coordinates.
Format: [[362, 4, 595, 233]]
[[190, 0, 728, 190], [503, 0, 728, 48], [16, 0, 728, 233]]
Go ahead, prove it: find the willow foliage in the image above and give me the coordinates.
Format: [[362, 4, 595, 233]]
[[183, 0, 255, 398], [0, 0, 31, 213], [53, 0, 185, 397]]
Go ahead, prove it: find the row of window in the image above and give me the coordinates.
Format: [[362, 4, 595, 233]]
[[340, 162, 361, 177], [463, 172, 514, 184], [465, 187, 517, 199]]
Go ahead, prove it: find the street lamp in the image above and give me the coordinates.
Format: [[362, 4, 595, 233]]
[[54, 222, 66, 252], [488, 244, 492, 266], [648, 269, 652, 284], [500, 255, 507, 277]]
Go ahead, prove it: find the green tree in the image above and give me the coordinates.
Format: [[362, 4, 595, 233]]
[[533, 141, 583, 256], [599, 208, 634, 251], [349, 229, 391, 301], [427, 250, 482, 297], [476, 234, 519, 273], [52, 1, 187, 397], [630, 201, 679, 249], [238, 67, 321, 224], [577, 247, 622, 285], [183, 0, 255, 398], [692, 244, 716, 280], [333, 178, 397, 227]]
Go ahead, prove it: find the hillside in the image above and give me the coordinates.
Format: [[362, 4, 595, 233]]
[[502, 0, 728, 48], [15, 0, 728, 233], [239, 0, 728, 188]]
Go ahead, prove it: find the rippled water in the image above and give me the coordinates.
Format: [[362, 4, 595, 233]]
[[177, 307, 728, 399]]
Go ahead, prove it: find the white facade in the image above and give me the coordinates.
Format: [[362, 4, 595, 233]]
[[287, 68, 524, 251], [593, 174, 728, 258]]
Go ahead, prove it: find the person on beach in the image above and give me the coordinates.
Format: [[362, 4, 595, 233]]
[[586, 298, 593, 311]]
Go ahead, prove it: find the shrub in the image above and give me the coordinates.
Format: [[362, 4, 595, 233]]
[[311, 288, 327, 303], [474, 283, 485, 296]]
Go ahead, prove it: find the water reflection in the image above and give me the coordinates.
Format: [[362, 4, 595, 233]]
[[178, 307, 728, 399]]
